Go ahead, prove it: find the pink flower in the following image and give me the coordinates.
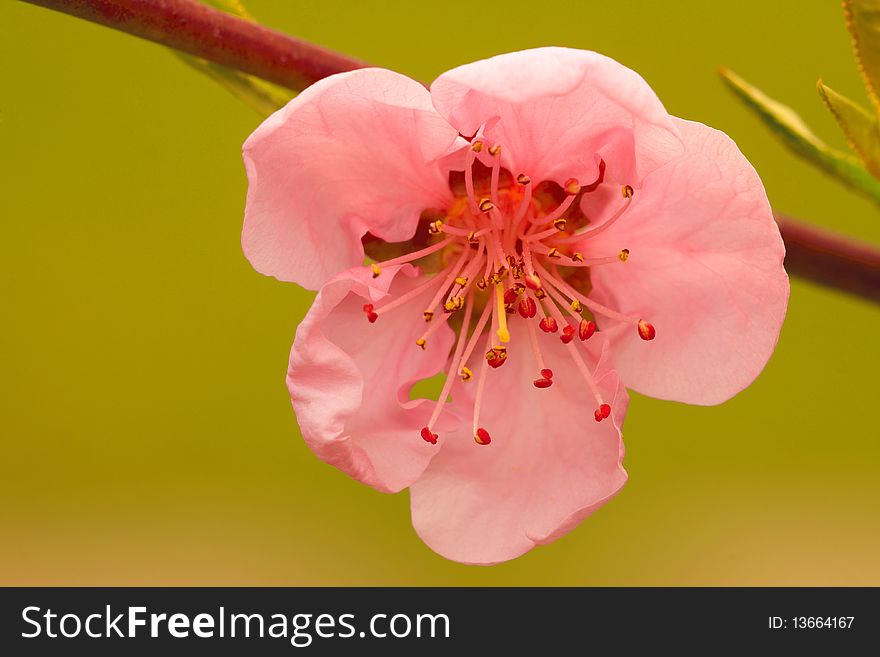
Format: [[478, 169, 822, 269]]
[[242, 48, 789, 564]]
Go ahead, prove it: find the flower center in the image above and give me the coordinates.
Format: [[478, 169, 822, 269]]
[[363, 140, 655, 446]]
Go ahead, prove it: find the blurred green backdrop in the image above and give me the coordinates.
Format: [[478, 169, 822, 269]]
[[2, 0, 879, 585]]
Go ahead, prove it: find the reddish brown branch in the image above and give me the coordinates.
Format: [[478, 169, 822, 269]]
[[776, 213, 880, 302], [19, 0, 880, 304], [20, 0, 366, 91]]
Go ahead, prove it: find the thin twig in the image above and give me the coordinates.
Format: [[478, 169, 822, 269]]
[[776, 213, 880, 302], [20, 0, 366, 91], [18, 0, 880, 304]]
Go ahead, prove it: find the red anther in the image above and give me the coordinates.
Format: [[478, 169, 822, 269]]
[[363, 303, 373, 313], [593, 403, 611, 422], [579, 319, 597, 341], [637, 319, 656, 341], [504, 288, 519, 305], [474, 428, 492, 445], [560, 325, 575, 344], [539, 317, 558, 333], [533, 377, 553, 389], [564, 177, 581, 195], [420, 427, 438, 444], [541, 368, 553, 380], [517, 296, 537, 319], [487, 357, 506, 369], [363, 303, 379, 323], [524, 274, 542, 291]]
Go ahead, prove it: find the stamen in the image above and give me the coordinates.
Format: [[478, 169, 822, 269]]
[[536, 261, 646, 330], [539, 292, 607, 411], [518, 296, 537, 319], [371, 263, 381, 278], [526, 318, 553, 389], [471, 336, 492, 439], [457, 291, 495, 375], [420, 427, 438, 444], [512, 174, 534, 235], [464, 141, 482, 213], [579, 319, 597, 341], [637, 319, 656, 341], [558, 185, 634, 243], [489, 144, 502, 207], [362, 303, 378, 323], [562, 251, 630, 267], [421, 246, 472, 320], [594, 403, 611, 422], [372, 236, 455, 269], [422, 292, 475, 438], [474, 427, 492, 445], [529, 192, 576, 227], [415, 311, 453, 350]]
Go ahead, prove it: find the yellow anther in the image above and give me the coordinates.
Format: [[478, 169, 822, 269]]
[[554, 218, 567, 230], [489, 144, 502, 156], [495, 283, 510, 343], [619, 248, 630, 262], [444, 296, 464, 313], [622, 184, 634, 198], [472, 140, 484, 153], [460, 366, 473, 381], [454, 276, 468, 286], [571, 252, 584, 262], [370, 263, 381, 278], [467, 230, 478, 244], [534, 288, 547, 299], [479, 198, 494, 213], [564, 178, 581, 195], [570, 299, 583, 313], [547, 247, 561, 259], [476, 279, 488, 291], [416, 338, 427, 350], [516, 173, 531, 185], [428, 219, 444, 235], [423, 310, 434, 322]]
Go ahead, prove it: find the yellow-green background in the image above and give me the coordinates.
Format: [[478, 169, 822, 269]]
[[2, 0, 878, 585]]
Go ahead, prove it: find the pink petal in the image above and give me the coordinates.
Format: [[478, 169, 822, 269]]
[[582, 118, 789, 404], [243, 68, 464, 290], [430, 47, 683, 187], [409, 329, 628, 564], [288, 265, 459, 493]]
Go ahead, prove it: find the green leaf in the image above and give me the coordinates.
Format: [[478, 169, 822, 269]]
[[817, 80, 880, 178], [174, 53, 294, 118], [843, 0, 880, 108], [719, 67, 880, 207], [169, 1, 293, 117]]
